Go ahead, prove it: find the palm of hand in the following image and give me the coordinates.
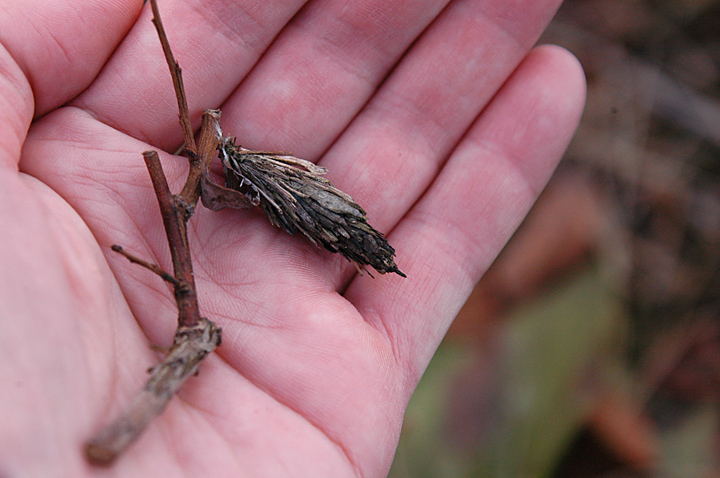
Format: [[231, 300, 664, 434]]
[[0, 0, 584, 476]]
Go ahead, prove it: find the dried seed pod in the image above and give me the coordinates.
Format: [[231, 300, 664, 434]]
[[218, 137, 405, 277]]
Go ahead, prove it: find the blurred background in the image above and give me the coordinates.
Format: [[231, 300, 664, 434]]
[[388, 0, 720, 476]]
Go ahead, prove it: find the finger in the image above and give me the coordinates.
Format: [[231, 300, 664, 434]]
[[74, 0, 452, 155], [72, 0, 309, 150], [346, 46, 587, 382], [0, 0, 141, 116], [0, 0, 140, 169], [217, 0, 452, 159], [313, 0, 564, 286]]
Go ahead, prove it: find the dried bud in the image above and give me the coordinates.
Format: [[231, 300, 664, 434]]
[[218, 137, 405, 277]]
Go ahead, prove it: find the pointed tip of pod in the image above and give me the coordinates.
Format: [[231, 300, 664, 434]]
[[393, 268, 407, 278]]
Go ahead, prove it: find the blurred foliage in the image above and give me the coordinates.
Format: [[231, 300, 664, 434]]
[[389, 0, 720, 476], [391, 267, 625, 478]]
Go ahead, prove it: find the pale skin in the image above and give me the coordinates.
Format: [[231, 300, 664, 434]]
[[0, 0, 585, 476]]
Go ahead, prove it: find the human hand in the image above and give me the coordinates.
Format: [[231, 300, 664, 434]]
[[0, 0, 585, 475]]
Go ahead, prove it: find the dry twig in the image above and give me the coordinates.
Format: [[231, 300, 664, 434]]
[[84, 1, 222, 464]]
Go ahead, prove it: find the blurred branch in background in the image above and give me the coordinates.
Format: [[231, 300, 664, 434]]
[[390, 0, 720, 476]]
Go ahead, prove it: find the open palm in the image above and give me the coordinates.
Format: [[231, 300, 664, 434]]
[[0, 0, 585, 476]]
